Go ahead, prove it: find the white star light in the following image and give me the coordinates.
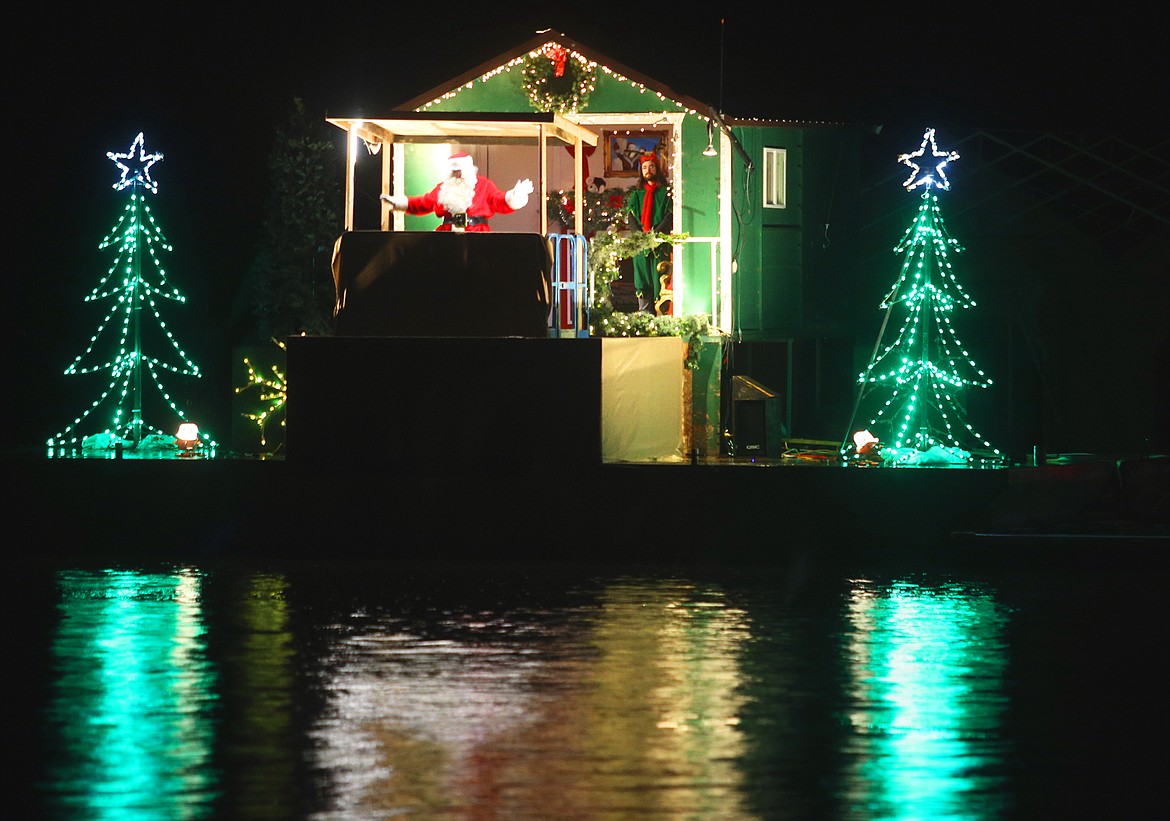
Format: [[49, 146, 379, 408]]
[[107, 132, 164, 193], [898, 128, 960, 191]]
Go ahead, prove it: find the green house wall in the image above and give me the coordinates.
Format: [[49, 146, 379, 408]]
[[729, 124, 863, 341], [731, 126, 805, 338]]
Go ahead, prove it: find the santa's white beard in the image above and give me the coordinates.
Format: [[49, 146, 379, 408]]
[[438, 175, 476, 213]]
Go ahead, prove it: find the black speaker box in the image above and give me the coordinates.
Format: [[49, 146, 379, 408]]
[[731, 375, 785, 457]]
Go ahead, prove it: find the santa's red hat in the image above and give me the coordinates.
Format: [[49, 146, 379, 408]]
[[448, 151, 476, 177]]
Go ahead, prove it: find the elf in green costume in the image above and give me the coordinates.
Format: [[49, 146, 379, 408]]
[[624, 153, 673, 314]]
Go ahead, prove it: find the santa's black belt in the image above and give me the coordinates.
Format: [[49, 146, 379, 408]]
[[443, 214, 488, 228]]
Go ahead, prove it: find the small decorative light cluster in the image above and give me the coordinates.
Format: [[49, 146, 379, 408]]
[[234, 339, 287, 448], [546, 185, 628, 234], [49, 133, 215, 453], [844, 129, 1001, 467]]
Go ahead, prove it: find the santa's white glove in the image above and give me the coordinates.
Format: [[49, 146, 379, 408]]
[[505, 179, 534, 210], [380, 193, 409, 210]]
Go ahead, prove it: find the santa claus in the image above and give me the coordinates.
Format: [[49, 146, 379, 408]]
[[380, 151, 534, 232]]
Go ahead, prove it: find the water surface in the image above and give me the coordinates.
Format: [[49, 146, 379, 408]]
[[27, 557, 1156, 819]]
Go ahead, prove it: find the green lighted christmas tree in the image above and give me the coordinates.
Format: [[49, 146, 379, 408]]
[[842, 128, 1002, 467], [49, 132, 215, 455]]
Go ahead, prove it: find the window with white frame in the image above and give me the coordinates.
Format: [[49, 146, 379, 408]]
[[763, 147, 787, 209]]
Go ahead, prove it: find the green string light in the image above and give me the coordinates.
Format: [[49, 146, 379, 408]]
[[49, 133, 217, 455], [845, 129, 1002, 467]]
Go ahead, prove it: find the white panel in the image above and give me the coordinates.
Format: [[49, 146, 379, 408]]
[[601, 337, 686, 463]]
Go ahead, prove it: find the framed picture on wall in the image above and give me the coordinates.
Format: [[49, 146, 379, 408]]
[[603, 130, 669, 177]]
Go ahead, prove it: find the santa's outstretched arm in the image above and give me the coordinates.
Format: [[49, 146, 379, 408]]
[[381, 184, 443, 216], [505, 179, 534, 210]]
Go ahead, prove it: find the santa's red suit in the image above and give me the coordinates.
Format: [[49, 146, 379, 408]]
[[386, 152, 532, 233]]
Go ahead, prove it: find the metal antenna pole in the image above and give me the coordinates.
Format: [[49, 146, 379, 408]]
[[840, 295, 898, 453], [718, 18, 725, 116], [917, 226, 933, 448]]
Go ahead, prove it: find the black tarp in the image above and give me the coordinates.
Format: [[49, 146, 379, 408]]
[[331, 231, 552, 338]]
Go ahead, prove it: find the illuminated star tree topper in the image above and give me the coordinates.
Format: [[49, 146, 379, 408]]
[[842, 127, 1002, 467], [898, 127, 961, 192], [108, 131, 164, 193]]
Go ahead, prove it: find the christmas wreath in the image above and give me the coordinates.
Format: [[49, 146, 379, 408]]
[[522, 45, 596, 113]]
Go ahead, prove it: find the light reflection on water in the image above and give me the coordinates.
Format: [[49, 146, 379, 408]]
[[35, 562, 1079, 819], [310, 579, 753, 819], [840, 579, 1012, 819], [42, 569, 220, 819]]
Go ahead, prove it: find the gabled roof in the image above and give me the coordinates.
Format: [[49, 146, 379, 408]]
[[395, 31, 715, 117], [394, 30, 857, 129]]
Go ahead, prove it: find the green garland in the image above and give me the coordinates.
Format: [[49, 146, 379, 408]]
[[522, 46, 596, 113], [587, 226, 712, 369]]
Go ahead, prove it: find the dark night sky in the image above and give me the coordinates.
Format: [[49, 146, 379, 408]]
[[7, 5, 1166, 451]]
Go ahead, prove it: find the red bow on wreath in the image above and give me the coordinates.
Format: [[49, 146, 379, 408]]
[[542, 45, 568, 77]]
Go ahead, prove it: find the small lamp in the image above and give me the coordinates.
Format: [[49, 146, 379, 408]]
[[853, 429, 881, 458], [175, 422, 200, 457], [703, 121, 718, 157]]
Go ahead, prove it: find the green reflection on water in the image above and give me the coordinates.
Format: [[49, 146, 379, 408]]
[[44, 569, 221, 820], [844, 578, 1012, 819]]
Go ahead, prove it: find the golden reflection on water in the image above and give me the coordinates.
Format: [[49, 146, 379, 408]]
[[218, 572, 298, 817], [310, 579, 753, 819]]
